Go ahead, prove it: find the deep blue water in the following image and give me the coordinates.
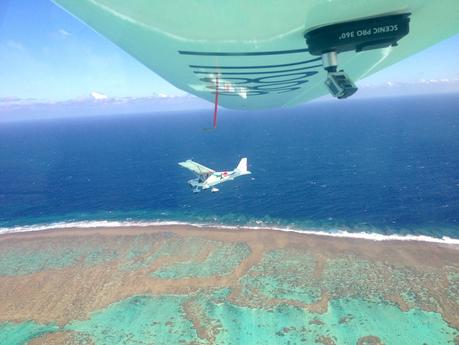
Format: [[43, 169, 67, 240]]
[[1, 94, 459, 238]]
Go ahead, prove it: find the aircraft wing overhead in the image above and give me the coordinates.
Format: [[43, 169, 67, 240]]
[[179, 160, 215, 176], [52, 1, 459, 109]]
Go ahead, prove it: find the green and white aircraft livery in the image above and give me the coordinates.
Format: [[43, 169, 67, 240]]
[[52, 0, 459, 109]]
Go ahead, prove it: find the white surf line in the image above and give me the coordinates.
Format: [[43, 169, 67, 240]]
[[193, 223, 459, 245], [0, 220, 188, 233], [1, 220, 459, 245]]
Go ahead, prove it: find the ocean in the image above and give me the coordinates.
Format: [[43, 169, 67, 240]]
[[1, 94, 459, 240]]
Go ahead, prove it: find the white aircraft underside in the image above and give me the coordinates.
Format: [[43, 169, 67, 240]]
[[52, 1, 459, 109], [179, 158, 251, 193]]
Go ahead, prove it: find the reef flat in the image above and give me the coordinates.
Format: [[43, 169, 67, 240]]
[[0, 225, 458, 344]]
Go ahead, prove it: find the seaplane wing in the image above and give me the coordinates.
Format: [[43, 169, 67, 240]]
[[52, 1, 459, 109], [178, 160, 215, 177]]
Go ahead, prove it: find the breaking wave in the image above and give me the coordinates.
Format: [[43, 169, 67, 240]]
[[1, 220, 458, 245]]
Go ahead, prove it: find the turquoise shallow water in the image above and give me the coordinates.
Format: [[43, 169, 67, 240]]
[[0, 233, 457, 344], [64, 293, 458, 344], [67, 295, 201, 345], [0, 321, 58, 345], [3, 293, 455, 344], [204, 297, 457, 344]]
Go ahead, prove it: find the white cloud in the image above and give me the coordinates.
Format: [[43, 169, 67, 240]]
[[91, 91, 108, 100], [58, 29, 71, 37]]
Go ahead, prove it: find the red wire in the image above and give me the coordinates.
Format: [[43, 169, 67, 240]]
[[213, 76, 219, 129]]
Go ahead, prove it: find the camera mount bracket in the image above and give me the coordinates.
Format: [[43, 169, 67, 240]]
[[305, 13, 411, 99]]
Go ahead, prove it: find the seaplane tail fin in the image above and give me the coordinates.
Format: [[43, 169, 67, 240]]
[[235, 158, 250, 174]]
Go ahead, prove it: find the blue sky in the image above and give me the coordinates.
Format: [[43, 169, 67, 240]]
[[1, 0, 458, 103], [0, 0, 181, 101]]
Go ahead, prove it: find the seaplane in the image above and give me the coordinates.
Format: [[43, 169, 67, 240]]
[[179, 158, 251, 193]]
